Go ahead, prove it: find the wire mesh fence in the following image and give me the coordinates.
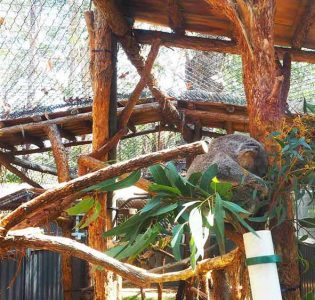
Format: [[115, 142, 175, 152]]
[[1, 0, 315, 120]]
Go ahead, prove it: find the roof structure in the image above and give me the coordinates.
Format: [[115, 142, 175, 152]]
[[1, 0, 315, 121]]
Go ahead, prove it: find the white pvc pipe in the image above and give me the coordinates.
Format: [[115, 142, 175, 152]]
[[243, 230, 282, 300]]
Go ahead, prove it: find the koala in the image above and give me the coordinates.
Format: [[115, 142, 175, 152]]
[[187, 134, 268, 210]]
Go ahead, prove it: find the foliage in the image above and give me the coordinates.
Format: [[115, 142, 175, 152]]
[[262, 117, 315, 232], [101, 162, 255, 267], [66, 171, 141, 228]]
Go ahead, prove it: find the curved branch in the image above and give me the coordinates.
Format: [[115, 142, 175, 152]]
[[1, 231, 239, 287], [0, 141, 208, 234]]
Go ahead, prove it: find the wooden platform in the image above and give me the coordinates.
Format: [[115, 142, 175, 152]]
[[0, 99, 248, 153]]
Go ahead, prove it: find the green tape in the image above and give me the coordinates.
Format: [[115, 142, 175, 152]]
[[246, 255, 282, 266]]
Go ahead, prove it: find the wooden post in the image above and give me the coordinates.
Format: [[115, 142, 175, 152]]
[[85, 9, 118, 300], [44, 124, 73, 300]]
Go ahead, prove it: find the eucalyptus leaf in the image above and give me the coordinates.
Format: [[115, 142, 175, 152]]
[[189, 207, 204, 259], [79, 200, 101, 228], [149, 164, 171, 185], [171, 223, 185, 261], [66, 197, 95, 215], [200, 164, 218, 192]]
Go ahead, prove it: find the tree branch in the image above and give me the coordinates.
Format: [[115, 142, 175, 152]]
[[1, 231, 239, 287], [0, 141, 208, 234]]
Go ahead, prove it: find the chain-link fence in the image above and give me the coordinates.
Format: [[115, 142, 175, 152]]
[[0, 0, 315, 185]]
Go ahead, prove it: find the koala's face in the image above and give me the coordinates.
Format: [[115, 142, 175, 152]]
[[237, 141, 268, 178]]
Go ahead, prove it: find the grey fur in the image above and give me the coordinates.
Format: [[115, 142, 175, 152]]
[[187, 134, 268, 208]]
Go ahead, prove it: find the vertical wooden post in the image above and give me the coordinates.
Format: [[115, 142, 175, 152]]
[[85, 9, 119, 300], [44, 124, 73, 300]]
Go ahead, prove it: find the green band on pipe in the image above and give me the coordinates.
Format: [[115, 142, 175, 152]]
[[246, 255, 282, 266]]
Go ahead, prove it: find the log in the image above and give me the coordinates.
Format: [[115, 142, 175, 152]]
[[0, 141, 208, 233], [118, 39, 161, 130], [44, 125, 71, 182], [93, 0, 183, 129], [184, 109, 248, 129], [0, 103, 162, 138], [0, 152, 75, 178], [44, 124, 72, 300], [1, 231, 239, 287], [291, 0, 315, 49], [134, 29, 315, 64], [168, 0, 185, 35], [0, 154, 42, 189]]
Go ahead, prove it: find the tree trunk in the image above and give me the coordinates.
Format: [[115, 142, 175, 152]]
[[204, 1, 301, 299]]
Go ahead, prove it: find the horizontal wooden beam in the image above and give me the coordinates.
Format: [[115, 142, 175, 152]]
[[134, 29, 315, 64], [0, 102, 162, 139]]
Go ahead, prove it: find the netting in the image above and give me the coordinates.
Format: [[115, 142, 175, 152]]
[[1, 0, 315, 120]]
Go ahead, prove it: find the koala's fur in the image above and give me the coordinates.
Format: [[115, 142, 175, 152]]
[[187, 134, 268, 209]]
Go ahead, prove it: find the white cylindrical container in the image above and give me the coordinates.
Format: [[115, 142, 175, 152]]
[[243, 230, 282, 300]]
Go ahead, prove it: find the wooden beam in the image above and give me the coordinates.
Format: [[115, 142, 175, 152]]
[[0, 103, 162, 138], [168, 0, 185, 35], [44, 124, 72, 300], [0, 141, 208, 233], [0, 152, 74, 178], [0, 153, 43, 188], [58, 126, 77, 142], [12, 140, 91, 156], [93, 0, 183, 129], [292, 0, 315, 49], [44, 124, 71, 182], [134, 29, 315, 64]]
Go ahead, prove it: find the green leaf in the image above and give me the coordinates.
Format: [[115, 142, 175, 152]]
[[115, 224, 161, 260], [222, 200, 251, 215], [149, 164, 171, 185], [188, 172, 202, 186], [165, 162, 191, 196], [149, 183, 181, 195], [211, 182, 233, 200], [299, 218, 315, 228], [189, 237, 197, 270], [79, 200, 101, 228], [200, 164, 218, 192], [105, 243, 128, 258], [140, 196, 161, 213], [171, 224, 185, 261], [149, 203, 178, 216], [189, 207, 205, 259], [214, 192, 225, 253], [303, 98, 315, 114], [83, 171, 141, 192], [103, 213, 148, 237], [303, 291, 315, 300], [231, 212, 257, 236], [175, 201, 200, 222], [66, 197, 95, 215]]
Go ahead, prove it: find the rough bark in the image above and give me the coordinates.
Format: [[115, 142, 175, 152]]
[[1, 230, 239, 287], [205, 1, 301, 299], [0, 141, 208, 234], [134, 29, 315, 64], [85, 9, 116, 300], [168, 0, 185, 35], [44, 124, 72, 300], [93, 0, 183, 129]]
